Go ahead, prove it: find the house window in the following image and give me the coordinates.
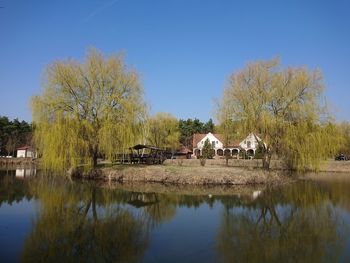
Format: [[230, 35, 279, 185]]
[[216, 141, 218, 144], [212, 141, 216, 148], [201, 141, 203, 144], [247, 141, 251, 148]]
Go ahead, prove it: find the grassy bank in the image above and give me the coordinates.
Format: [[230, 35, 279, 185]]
[[163, 158, 285, 169], [163, 158, 350, 173], [89, 165, 293, 186], [0, 157, 35, 166], [69, 158, 350, 186]]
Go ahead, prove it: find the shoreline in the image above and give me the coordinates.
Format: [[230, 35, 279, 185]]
[[2, 158, 350, 186], [93, 179, 295, 197], [72, 159, 350, 186], [163, 158, 350, 173], [78, 165, 295, 186], [0, 157, 35, 166]]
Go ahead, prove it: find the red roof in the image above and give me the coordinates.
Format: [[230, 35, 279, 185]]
[[17, 146, 32, 150], [226, 140, 241, 148], [177, 145, 193, 154], [192, 134, 207, 148]]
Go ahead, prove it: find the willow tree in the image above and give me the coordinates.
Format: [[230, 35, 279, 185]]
[[337, 121, 350, 155], [217, 118, 241, 166], [147, 112, 180, 152], [217, 58, 340, 171], [32, 49, 147, 172]]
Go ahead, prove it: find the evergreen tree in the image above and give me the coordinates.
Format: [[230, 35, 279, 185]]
[[179, 118, 215, 148], [0, 116, 32, 156]]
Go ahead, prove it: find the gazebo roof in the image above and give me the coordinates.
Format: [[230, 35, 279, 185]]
[[130, 144, 162, 150]]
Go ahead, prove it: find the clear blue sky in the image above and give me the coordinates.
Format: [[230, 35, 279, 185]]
[[1, 0, 350, 122]]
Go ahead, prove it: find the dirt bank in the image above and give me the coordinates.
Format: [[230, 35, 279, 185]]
[[0, 157, 35, 166], [87, 165, 293, 186], [163, 158, 350, 173], [78, 158, 350, 186], [96, 181, 270, 196]]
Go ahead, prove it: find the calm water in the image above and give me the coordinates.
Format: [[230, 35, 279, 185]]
[[1, 168, 350, 263]]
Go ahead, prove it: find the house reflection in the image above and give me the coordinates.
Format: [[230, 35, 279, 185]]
[[127, 192, 159, 208], [15, 167, 36, 178], [252, 190, 262, 199], [234, 189, 264, 203]]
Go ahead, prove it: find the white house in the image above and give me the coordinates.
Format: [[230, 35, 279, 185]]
[[239, 133, 262, 156], [16, 146, 35, 158], [192, 132, 261, 158]]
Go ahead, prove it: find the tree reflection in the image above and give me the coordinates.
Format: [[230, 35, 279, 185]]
[[0, 171, 32, 206], [127, 192, 176, 228], [4, 171, 350, 262], [21, 178, 149, 263], [217, 181, 349, 263]]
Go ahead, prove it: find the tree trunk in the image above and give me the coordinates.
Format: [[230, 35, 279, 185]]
[[92, 188, 98, 222], [262, 152, 271, 170], [92, 149, 98, 167], [93, 155, 98, 167]]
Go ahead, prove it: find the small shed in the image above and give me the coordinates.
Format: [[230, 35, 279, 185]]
[[174, 145, 193, 159], [17, 146, 35, 158]]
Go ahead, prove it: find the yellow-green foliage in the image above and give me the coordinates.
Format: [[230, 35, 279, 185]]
[[336, 122, 350, 155], [217, 57, 340, 171], [147, 112, 180, 150], [32, 48, 147, 171], [281, 121, 341, 171]]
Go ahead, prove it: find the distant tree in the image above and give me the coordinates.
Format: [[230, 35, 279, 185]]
[[203, 118, 215, 133], [31, 49, 147, 171], [179, 119, 196, 147], [0, 116, 10, 154], [179, 118, 215, 148], [217, 58, 340, 171], [147, 113, 180, 152], [5, 133, 18, 157], [0, 116, 32, 156]]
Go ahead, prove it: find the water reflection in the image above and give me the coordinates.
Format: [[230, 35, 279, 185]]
[[15, 167, 36, 178], [1, 170, 350, 262], [20, 178, 149, 263], [217, 181, 350, 263], [127, 192, 176, 228], [0, 171, 33, 206]]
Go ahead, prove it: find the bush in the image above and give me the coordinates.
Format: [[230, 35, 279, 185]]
[[202, 139, 215, 159], [254, 144, 264, 159]]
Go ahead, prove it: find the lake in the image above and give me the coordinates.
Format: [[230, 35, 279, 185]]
[[1, 168, 350, 263]]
